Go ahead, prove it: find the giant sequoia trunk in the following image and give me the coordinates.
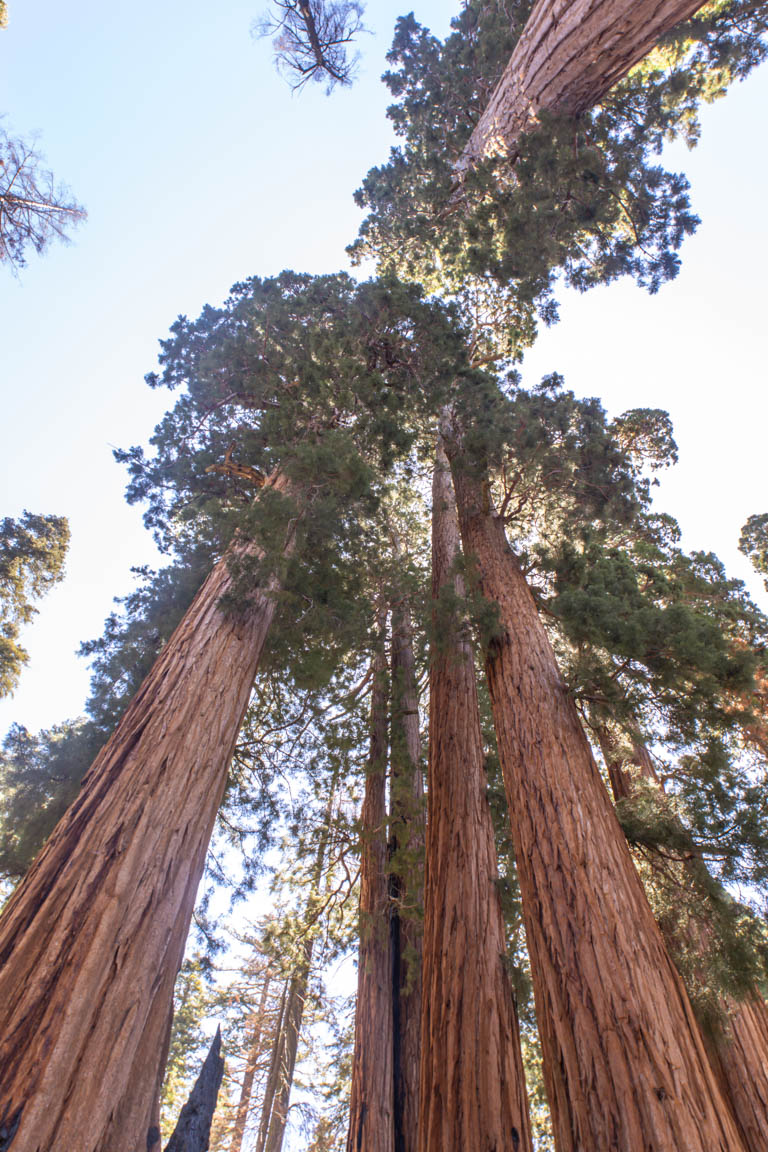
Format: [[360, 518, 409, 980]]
[[347, 620, 394, 1152], [418, 442, 533, 1152], [0, 477, 296, 1152], [458, 0, 706, 173], [389, 571, 425, 1152], [598, 726, 768, 1152], [446, 447, 746, 1152]]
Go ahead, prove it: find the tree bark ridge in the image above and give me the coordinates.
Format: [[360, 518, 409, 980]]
[[458, 0, 705, 173], [447, 448, 746, 1151], [418, 440, 533, 1152]]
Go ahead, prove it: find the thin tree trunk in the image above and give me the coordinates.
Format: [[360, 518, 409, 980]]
[[255, 984, 290, 1152], [458, 0, 706, 174], [446, 441, 746, 1152], [0, 476, 297, 1152], [418, 440, 533, 1152], [264, 782, 338, 1152], [347, 614, 395, 1152], [228, 972, 273, 1152], [598, 725, 768, 1152], [389, 555, 424, 1152]]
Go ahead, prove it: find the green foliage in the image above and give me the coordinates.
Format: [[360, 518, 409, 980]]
[[350, 0, 767, 358], [0, 511, 69, 697], [0, 721, 98, 884], [740, 512, 768, 590], [79, 550, 210, 737], [0, 2, 8, 29], [117, 271, 477, 690]]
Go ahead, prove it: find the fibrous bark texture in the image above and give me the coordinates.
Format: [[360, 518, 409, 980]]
[[418, 442, 533, 1152], [347, 622, 394, 1152], [459, 0, 705, 172], [165, 1026, 225, 1152], [599, 727, 768, 1152], [389, 582, 424, 1152], [0, 490, 293, 1152], [448, 452, 746, 1152]]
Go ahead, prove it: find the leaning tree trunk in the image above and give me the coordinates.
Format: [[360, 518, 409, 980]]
[[389, 556, 425, 1152], [0, 476, 297, 1152], [418, 440, 533, 1152], [458, 0, 706, 174], [597, 725, 768, 1152], [446, 443, 746, 1152], [347, 614, 395, 1152]]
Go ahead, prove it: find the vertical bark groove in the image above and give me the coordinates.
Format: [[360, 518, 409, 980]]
[[448, 451, 746, 1152], [418, 441, 533, 1152], [458, 0, 705, 172]]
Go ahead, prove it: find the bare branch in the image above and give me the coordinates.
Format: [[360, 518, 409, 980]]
[[255, 0, 366, 94], [0, 125, 85, 271]]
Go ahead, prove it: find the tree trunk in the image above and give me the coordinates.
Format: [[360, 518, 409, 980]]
[[598, 725, 768, 1152], [458, 0, 705, 173], [347, 615, 394, 1152], [254, 984, 289, 1152], [228, 972, 273, 1152], [446, 445, 746, 1152], [418, 440, 533, 1152], [165, 1027, 225, 1152], [0, 477, 296, 1152], [389, 563, 424, 1152], [264, 781, 338, 1152]]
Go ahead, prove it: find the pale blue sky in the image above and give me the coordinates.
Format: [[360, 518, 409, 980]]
[[1, 0, 767, 737]]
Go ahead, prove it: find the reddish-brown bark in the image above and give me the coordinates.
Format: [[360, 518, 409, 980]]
[[598, 726, 768, 1152], [389, 577, 424, 1152], [0, 478, 295, 1152], [418, 442, 533, 1152], [458, 0, 705, 173], [347, 621, 394, 1152], [448, 452, 746, 1152]]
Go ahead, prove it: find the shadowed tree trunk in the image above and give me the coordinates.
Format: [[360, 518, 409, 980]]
[[228, 970, 273, 1152], [165, 1026, 225, 1152], [347, 613, 394, 1152], [597, 725, 768, 1152], [0, 474, 297, 1152], [418, 440, 533, 1152], [458, 0, 706, 174], [389, 551, 424, 1152], [445, 438, 747, 1152]]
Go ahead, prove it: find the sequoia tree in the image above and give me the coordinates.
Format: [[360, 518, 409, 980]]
[[442, 397, 747, 1150], [417, 439, 532, 1152], [0, 272, 468, 1152], [457, 0, 710, 172]]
